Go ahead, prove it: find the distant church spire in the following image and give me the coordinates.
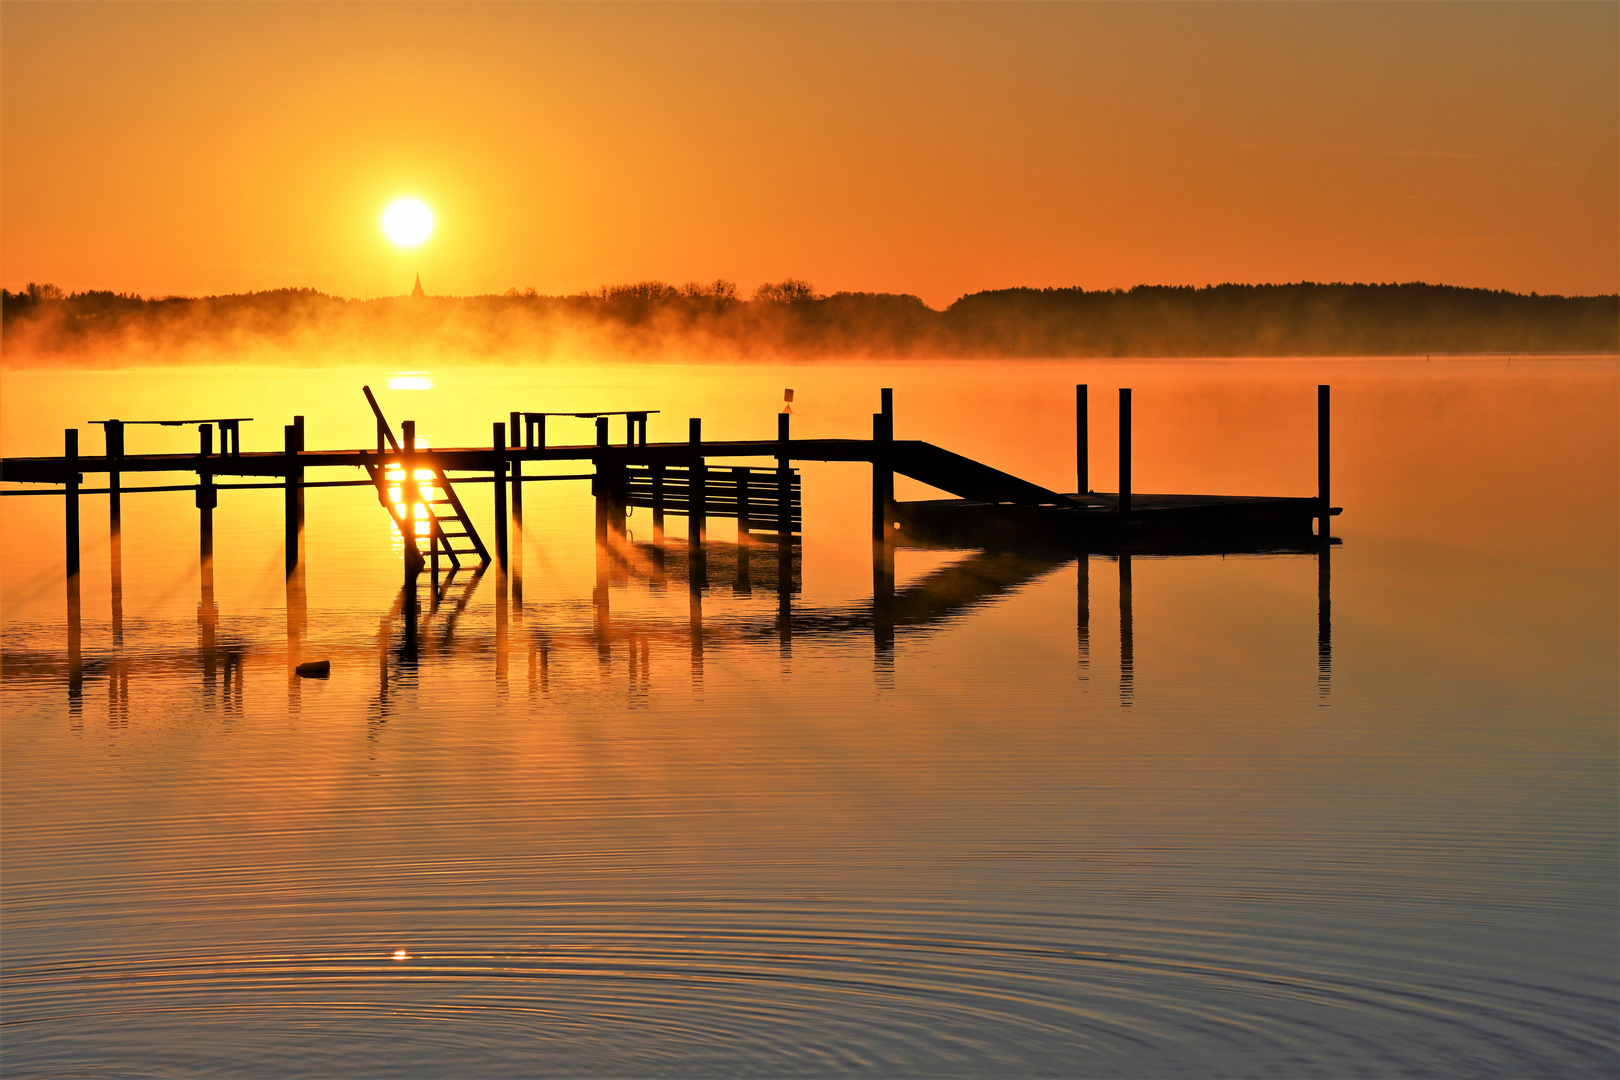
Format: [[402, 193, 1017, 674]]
[[411, 273, 424, 298]]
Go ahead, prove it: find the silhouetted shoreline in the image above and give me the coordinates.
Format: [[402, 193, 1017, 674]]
[[3, 280, 1614, 364]]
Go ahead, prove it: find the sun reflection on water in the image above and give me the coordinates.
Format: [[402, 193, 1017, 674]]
[[384, 436, 436, 539]]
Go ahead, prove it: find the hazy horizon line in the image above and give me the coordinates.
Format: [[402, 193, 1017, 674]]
[[7, 277, 1620, 309]]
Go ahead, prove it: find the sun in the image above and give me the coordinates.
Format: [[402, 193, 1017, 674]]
[[382, 198, 434, 248]]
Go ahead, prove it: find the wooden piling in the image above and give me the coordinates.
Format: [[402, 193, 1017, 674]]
[[1318, 384, 1331, 538], [64, 428, 79, 579], [104, 418, 124, 643], [105, 419, 124, 531], [689, 418, 706, 551], [198, 424, 216, 564], [509, 410, 523, 533], [1076, 384, 1088, 494], [401, 420, 420, 584], [873, 389, 895, 654], [872, 389, 893, 542], [283, 424, 299, 575], [1118, 388, 1132, 515], [293, 416, 305, 567], [777, 411, 793, 556], [493, 422, 508, 571]]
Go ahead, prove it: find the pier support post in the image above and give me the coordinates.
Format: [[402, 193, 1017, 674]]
[[508, 409, 523, 539], [284, 424, 297, 573], [64, 428, 80, 580], [199, 424, 219, 700], [105, 420, 124, 643], [106, 419, 124, 532], [1076, 384, 1088, 495], [1318, 384, 1331, 539], [284, 420, 305, 575], [493, 422, 508, 573], [872, 389, 893, 542], [285, 418, 309, 685], [401, 420, 422, 585], [872, 390, 895, 658], [66, 426, 82, 708], [688, 415, 707, 670], [777, 412, 792, 604], [294, 416, 304, 564], [592, 418, 625, 556], [197, 424, 216, 567], [689, 418, 706, 586], [1118, 388, 1132, 515]]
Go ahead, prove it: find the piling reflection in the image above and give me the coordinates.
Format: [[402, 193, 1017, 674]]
[[689, 570, 704, 687], [47, 524, 1333, 718], [1119, 554, 1134, 708], [1076, 554, 1090, 678], [873, 537, 896, 665], [1318, 539, 1333, 702], [109, 529, 124, 647], [66, 572, 82, 720], [495, 570, 509, 694]]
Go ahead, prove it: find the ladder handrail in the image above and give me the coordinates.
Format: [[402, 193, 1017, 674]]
[[359, 386, 490, 572], [361, 386, 401, 452]]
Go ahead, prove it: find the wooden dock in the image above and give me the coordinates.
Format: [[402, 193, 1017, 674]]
[[1, 383, 1340, 577], [5, 383, 1340, 711]]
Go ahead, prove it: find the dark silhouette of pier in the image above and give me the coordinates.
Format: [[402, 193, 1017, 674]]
[[3, 383, 1338, 714]]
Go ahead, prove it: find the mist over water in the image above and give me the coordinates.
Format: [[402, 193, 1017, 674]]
[[2, 357, 1615, 1078]]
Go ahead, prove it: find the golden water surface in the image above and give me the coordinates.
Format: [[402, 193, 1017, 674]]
[[2, 358, 1615, 1077]]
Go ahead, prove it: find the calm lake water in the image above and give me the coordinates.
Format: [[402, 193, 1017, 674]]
[[2, 358, 1616, 1078]]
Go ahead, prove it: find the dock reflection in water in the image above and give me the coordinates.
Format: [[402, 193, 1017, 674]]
[[2, 359, 1614, 1078]]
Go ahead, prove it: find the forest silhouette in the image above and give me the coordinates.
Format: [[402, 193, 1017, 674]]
[[3, 279, 1614, 365]]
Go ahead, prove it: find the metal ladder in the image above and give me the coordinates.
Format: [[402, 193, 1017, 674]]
[[361, 386, 491, 574]]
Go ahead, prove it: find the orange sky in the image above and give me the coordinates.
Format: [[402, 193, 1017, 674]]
[[3, 2, 1615, 307]]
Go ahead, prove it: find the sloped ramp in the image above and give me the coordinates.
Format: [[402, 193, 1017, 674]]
[[890, 440, 1074, 506]]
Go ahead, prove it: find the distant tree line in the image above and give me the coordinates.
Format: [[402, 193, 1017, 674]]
[[3, 279, 1614, 363]]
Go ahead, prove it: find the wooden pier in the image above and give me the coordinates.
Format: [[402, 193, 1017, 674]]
[[2, 382, 1340, 576], [4, 383, 1340, 713]]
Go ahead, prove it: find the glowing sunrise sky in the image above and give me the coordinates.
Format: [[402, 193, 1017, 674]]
[[2, 2, 1615, 306]]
